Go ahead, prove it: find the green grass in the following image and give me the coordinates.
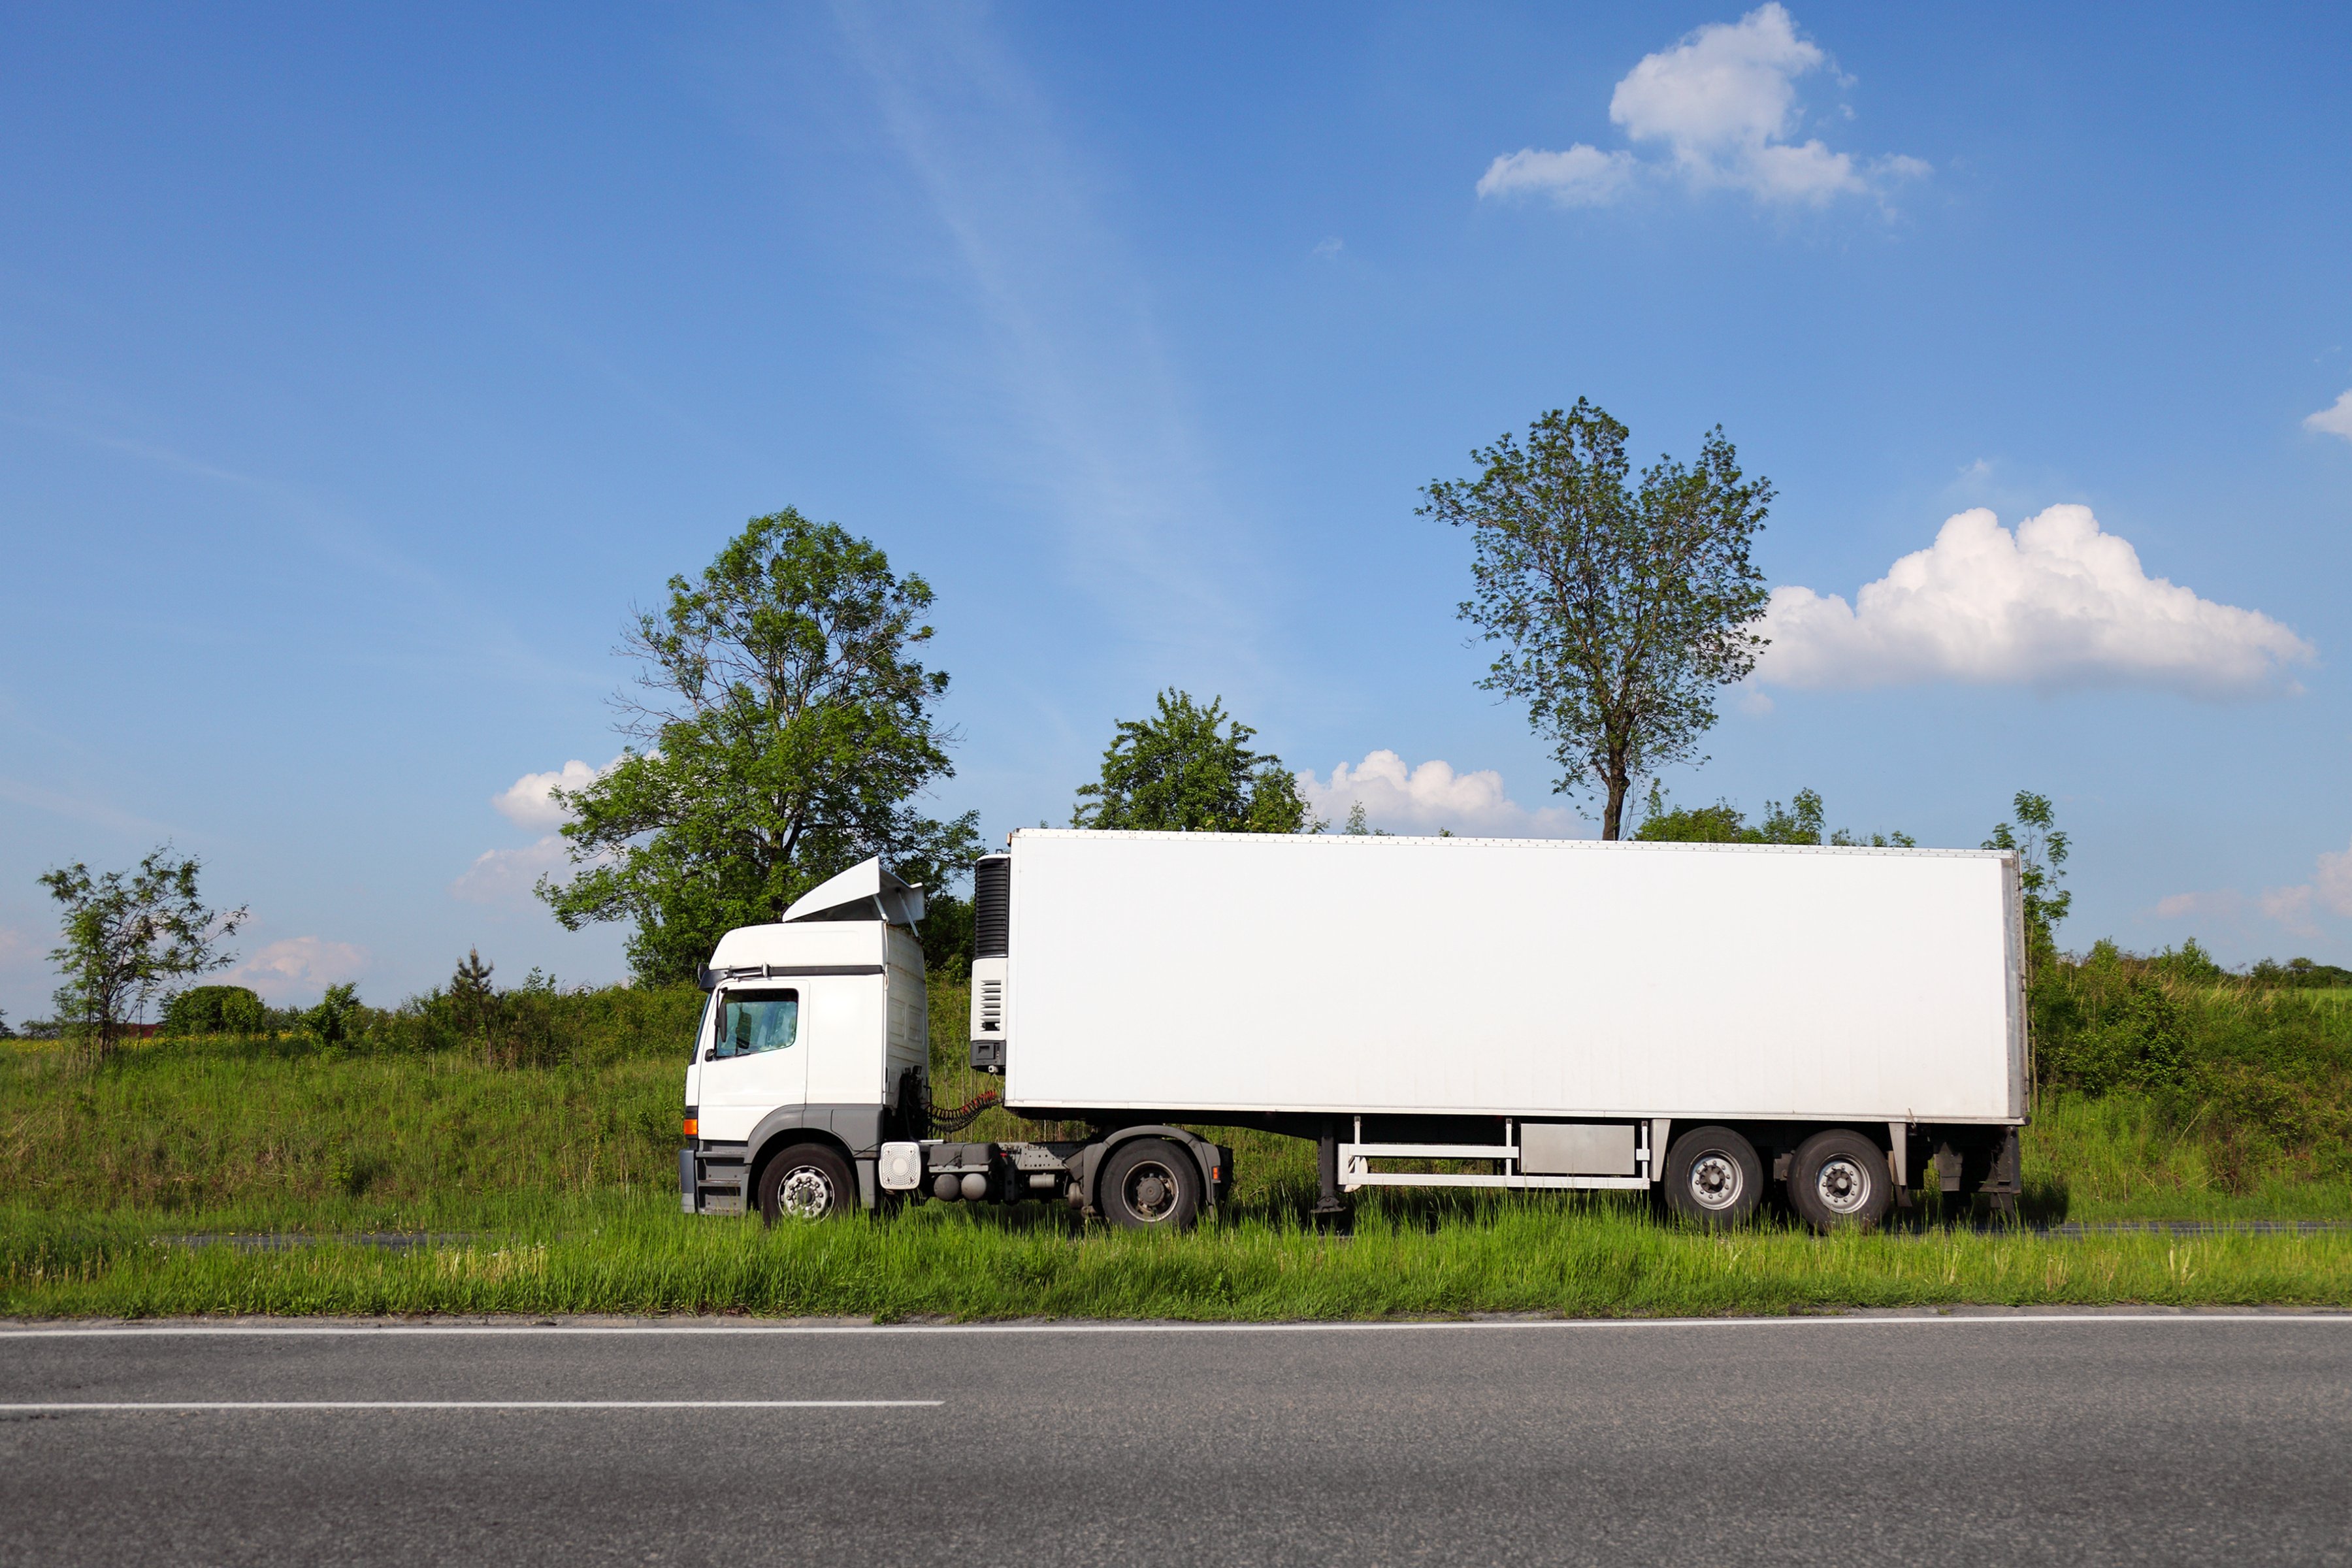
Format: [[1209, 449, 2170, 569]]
[[9, 1190, 2352, 1320], [3, 972, 2349, 1320]]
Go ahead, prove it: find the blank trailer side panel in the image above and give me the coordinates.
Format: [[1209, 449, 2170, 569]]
[[1000, 830, 2023, 1126]]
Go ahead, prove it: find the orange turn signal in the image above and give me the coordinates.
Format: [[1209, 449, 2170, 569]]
[[682, 1118, 698, 1137]]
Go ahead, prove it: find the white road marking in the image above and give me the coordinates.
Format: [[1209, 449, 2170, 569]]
[[1, 1313, 2345, 1339], [0, 1399, 939, 1411]]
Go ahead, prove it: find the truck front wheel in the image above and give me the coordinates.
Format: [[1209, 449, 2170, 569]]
[[759, 1143, 856, 1224], [1097, 1138, 1202, 1231], [1660, 1126, 1762, 1228], [1788, 1128, 1893, 1233]]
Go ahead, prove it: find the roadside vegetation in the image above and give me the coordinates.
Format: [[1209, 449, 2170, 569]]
[[5, 956, 2349, 1319], [7, 474, 2346, 1318]]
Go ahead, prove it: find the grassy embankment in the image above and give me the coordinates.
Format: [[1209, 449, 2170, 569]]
[[3, 959, 2350, 1318]]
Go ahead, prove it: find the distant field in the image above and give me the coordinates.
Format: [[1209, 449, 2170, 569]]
[[3, 974, 2348, 1319]]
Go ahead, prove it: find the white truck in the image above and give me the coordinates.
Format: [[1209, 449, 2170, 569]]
[[682, 829, 2027, 1232]]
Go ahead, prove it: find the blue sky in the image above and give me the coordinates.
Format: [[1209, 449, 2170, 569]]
[[3, 3, 2349, 1017]]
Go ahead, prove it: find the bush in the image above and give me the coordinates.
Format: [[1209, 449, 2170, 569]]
[[161, 985, 268, 1036], [2031, 940, 2352, 1190]]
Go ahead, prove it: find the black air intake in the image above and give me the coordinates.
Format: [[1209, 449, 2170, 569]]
[[973, 855, 1011, 958]]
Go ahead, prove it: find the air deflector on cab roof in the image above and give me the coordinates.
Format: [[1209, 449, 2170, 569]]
[[779, 858, 926, 926]]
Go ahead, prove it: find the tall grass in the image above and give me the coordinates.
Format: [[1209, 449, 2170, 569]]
[[3, 962, 2349, 1319], [2031, 947, 2352, 1191], [7, 1190, 2349, 1320]]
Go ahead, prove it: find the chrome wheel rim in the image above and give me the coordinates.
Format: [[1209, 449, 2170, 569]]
[[776, 1165, 838, 1219], [1688, 1152, 1744, 1211], [1120, 1159, 1183, 1223], [1814, 1155, 1872, 1215]]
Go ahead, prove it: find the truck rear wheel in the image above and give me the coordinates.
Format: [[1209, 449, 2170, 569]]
[[759, 1143, 856, 1224], [1660, 1126, 1762, 1228], [1097, 1138, 1202, 1231], [1788, 1128, 1893, 1233]]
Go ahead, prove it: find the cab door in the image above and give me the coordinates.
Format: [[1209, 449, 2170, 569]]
[[695, 987, 807, 1141]]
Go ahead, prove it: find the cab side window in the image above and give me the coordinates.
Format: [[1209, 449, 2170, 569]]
[[711, 989, 800, 1060]]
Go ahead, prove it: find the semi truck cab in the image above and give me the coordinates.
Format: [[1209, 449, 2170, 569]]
[[680, 860, 931, 1218], [682, 855, 1234, 1228]]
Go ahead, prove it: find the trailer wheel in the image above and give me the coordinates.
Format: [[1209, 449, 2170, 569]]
[[1788, 1128, 1893, 1233], [1660, 1126, 1762, 1228], [1097, 1138, 1202, 1231], [759, 1143, 855, 1224]]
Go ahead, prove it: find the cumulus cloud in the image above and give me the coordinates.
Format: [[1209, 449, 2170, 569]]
[[1478, 4, 1923, 209], [1294, 751, 1582, 838], [461, 759, 619, 907], [2151, 890, 2243, 922], [1477, 145, 1639, 206], [1752, 505, 2315, 698], [492, 759, 609, 832], [451, 836, 576, 907], [2258, 840, 2352, 936], [2305, 391, 2352, 442], [223, 937, 370, 1002]]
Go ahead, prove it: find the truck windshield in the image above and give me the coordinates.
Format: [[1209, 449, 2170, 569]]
[[712, 989, 799, 1059]]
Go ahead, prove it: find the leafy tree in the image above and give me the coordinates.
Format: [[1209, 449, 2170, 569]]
[[1424, 399, 1773, 838], [0, 1007, 10, 1039], [919, 892, 975, 983], [540, 510, 982, 982], [304, 983, 363, 1045], [1985, 790, 2070, 966], [1633, 782, 1913, 847], [2251, 956, 2352, 988], [1071, 689, 1313, 833], [449, 949, 498, 1062], [161, 985, 268, 1036], [39, 846, 246, 1064]]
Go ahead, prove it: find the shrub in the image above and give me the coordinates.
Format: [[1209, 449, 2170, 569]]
[[161, 986, 268, 1036]]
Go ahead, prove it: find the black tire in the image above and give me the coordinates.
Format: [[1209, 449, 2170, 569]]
[[1097, 1138, 1203, 1231], [1788, 1128, 1893, 1233], [759, 1143, 857, 1225], [1659, 1125, 1763, 1228]]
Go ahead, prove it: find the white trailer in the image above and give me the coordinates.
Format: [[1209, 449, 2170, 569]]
[[682, 830, 2027, 1232]]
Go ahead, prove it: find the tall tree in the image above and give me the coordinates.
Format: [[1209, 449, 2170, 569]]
[[540, 510, 980, 982], [1072, 689, 1313, 833], [1985, 790, 2070, 968], [40, 846, 246, 1064], [1422, 399, 1774, 839], [1633, 781, 1914, 847]]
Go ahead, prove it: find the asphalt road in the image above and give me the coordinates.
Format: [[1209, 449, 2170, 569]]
[[3, 1313, 2349, 1566]]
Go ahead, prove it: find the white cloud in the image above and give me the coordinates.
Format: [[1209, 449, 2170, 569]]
[[1479, 5, 1922, 210], [223, 937, 370, 1003], [1752, 505, 2315, 698], [1311, 235, 1345, 259], [451, 836, 576, 907], [1294, 751, 1582, 838], [2259, 840, 2352, 936], [2304, 390, 2352, 442], [1477, 145, 1640, 205], [2151, 890, 2242, 922], [462, 758, 621, 906], [492, 759, 609, 831]]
